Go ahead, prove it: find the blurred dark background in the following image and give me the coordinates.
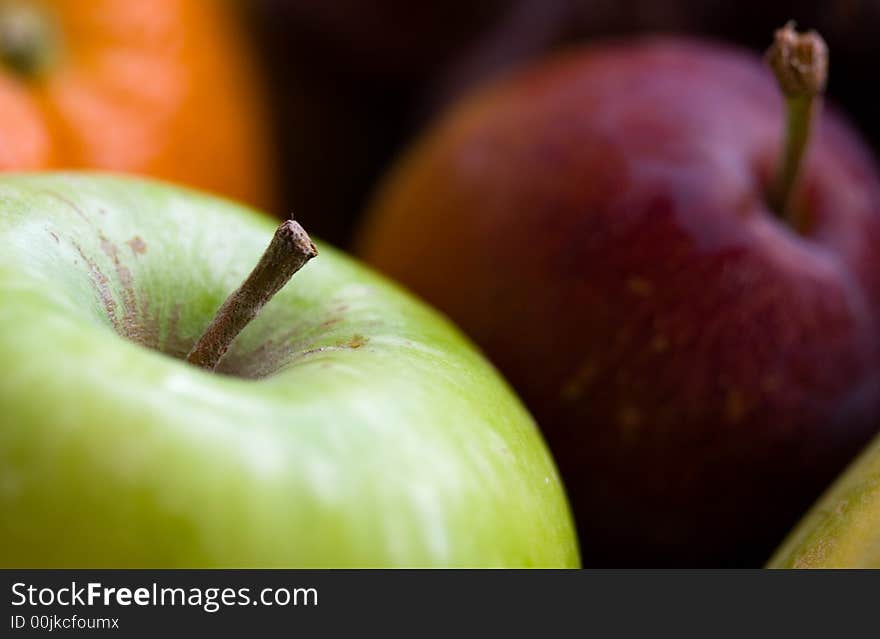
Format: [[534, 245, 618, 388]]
[[248, 0, 880, 247]]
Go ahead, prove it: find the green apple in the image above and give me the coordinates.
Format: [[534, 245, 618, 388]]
[[0, 173, 578, 568], [768, 433, 880, 568]]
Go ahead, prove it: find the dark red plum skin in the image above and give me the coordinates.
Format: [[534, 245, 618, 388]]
[[358, 39, 880, 566]]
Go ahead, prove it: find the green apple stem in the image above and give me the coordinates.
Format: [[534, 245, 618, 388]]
[[186, 220, 318, 371], [765, 21, 828, 230]]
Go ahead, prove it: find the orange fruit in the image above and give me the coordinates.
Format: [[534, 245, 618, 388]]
[[0, 0, 275, 210]]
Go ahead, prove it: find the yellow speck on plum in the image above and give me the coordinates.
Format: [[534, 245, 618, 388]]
[[626, 277, 654, 296]]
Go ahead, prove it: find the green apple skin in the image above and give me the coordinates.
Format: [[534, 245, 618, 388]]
[[769, 435, 880, 568], [0, 173, 578, 568]]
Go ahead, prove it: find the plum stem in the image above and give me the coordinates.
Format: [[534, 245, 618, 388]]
[[765, 21, 828, 230], [186, 220, 318, 371]]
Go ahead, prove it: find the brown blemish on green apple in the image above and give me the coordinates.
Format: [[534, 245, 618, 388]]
[[65, 221, 325, 380], [43, 193, 153, 343], [97, 233, 126, 279], [97, 232, 147, 345], [44, 190, 91, 225], [344, 334, 368, 349], [69, 227, 163, 350], [218, 342, 279, 379], [217, 316, 375, 378], [216, 319, 312, 379], [249, 333, 372, 371], [126, 236, 147, 255], [73, 242, 118, 328], [225, 323, 373, 375], [495, 445, 514, 459]]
